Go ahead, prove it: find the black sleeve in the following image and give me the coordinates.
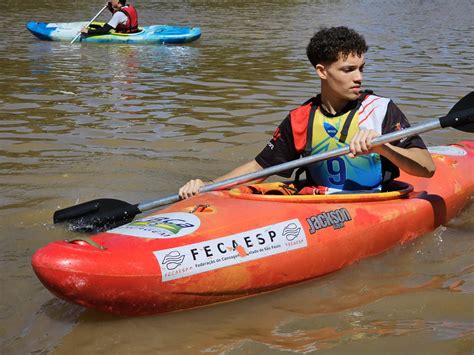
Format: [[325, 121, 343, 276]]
[[255, 115, 300, 178], [85, 23, 114, 36], [380, 100, 428, 183], [107, 2, 114, 13], [382, 101, 427, 149]]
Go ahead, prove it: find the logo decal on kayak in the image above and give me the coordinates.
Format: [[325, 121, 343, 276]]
[[153, 219, 307, 282], [306, 208, 352, 234], [108, 212, 200, 239], [282, 223, 301, 241], [161, 251, 186, 270]]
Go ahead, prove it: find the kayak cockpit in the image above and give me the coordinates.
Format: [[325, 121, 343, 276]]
[[227, 180, 413, 203]]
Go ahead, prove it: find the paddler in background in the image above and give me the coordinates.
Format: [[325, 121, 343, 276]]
[[179, 26, 436, 199], [80, 0, 139, 36]]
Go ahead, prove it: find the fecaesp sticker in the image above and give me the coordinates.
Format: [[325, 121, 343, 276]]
[[153, 219, 307, 282], [108, 212, 201, 239]]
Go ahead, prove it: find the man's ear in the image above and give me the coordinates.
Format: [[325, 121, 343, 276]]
[[315, 63, 327, 80]]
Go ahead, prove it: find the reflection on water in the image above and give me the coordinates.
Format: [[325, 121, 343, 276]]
[[1, 0, 473, 353]]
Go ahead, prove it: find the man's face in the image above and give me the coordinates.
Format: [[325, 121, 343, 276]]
[[318, 52, 365, 102], [111, 0, 121, 9]]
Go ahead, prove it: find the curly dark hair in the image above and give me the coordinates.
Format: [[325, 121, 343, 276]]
[[306, 27, 368, 67]]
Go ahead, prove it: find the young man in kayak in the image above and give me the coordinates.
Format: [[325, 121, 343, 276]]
[[80, 0, 138, 36], [179, 26, 436, 198]]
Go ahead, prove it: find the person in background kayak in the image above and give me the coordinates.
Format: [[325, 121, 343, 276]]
[[179, 26, 436, 198], [80, 0, 138, 36]]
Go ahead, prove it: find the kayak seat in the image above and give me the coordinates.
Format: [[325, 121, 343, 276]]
[[235, 182, 298, 196]]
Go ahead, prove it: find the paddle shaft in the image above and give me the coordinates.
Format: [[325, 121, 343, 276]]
[[70, 5, 108, 44], [138, 117, 451, 212]]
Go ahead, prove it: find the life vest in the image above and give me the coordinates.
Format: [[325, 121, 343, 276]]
[[115, 5, 139, 33], [290, 92, 390, 192]]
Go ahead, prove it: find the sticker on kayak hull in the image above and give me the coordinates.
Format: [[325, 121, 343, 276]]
[[154, 219, 307, 282], [108, 212, 200, 239], [306, 208, 352, 234], [428, 146, 467, 156]]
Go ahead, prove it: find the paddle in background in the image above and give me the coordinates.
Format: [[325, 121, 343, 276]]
[[54, 92, 474, 232], [70, 4, 108, 44]]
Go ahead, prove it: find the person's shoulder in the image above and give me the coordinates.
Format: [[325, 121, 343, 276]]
[[290, 96, 318, 114], [289, 97, 317, 126], [359, 92, 391, 112], [113, 11, 128, 19], [361, 91, 390, 103], [357, 92, 393, 127]]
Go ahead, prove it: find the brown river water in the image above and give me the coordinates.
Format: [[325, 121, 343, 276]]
[[1, 0, 473, 353]]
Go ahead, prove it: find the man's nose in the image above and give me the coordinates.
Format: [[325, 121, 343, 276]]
[[354, 70, 363, 83]]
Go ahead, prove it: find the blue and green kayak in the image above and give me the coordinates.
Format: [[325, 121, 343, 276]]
[[26, 21, 201, 44]]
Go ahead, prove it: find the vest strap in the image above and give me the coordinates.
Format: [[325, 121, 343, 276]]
[[338, 105, 359, 143], [304, 104, 319, 155], [338, 92, 370, 144]]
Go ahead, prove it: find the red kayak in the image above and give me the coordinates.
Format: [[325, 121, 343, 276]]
[[32, 141, 474, 316]]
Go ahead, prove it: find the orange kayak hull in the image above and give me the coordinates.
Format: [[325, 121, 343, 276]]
[[32, 141, 474, 316]]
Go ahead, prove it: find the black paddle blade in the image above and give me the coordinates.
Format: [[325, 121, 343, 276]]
[[53, 198, 141, 233], [440, 92, 474, 132]]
